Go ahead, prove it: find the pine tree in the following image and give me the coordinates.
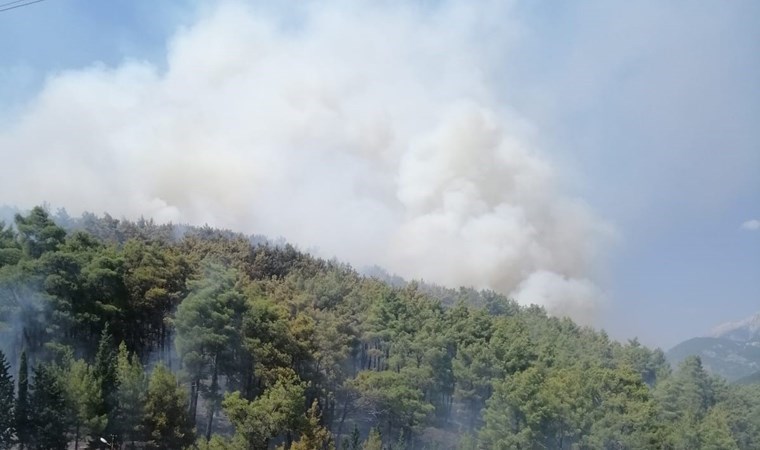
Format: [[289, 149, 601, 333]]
[[288, 400, 335, 450], [350, 425, 361, 450], [0, 350, 14, 449], [15, 351, 30, 449], [222, 369, 307, 449], [61, 359, 106, 450], [143, 364, 195, 450], [14, 206, 65, 258], [362, 428, 382, 450], [29, 364, 68, 450], [174, 262, 248, 434], [457, 433, 477, 450], [115, 342, 147, 447], [94, 325, 118, 436], [700, 408, 739, 450]]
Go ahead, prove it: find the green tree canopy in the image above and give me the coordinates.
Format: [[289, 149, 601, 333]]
[[15, 207, 66, 259], [29, 363, 68, 450], [143, 364, 195, 450], [222, 369, 306, 449], [115, 341, 147, 446], [59, 357, 106, 450]]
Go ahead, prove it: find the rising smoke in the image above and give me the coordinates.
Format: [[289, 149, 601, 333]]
[[0, 1, 612, 324]]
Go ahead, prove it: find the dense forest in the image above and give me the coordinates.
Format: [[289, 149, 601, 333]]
[[1, 206, 759, 450]]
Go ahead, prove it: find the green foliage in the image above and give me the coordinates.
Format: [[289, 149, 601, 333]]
[[94, 325, 119, 434], [480, 365, 660, 450], [351, 370, 434, 438], [121, 238, 188, 354], [618, 338, 670, 386], [718, 384, 760, 448], [15, 351, 30, 448], [222, 369, 306, 448], [348, 425, 361, 450], [194, 435, 247, 450], [700, 407, 739, 450], [14, 207, 66, 259], [143, 364, 195, 450], [362, 428, 382, 450], [175, 262, 249, 436], [0, 222, 21, 268], [581, 366, 660, 449], [115, 341, 147, 445], [1, 208, 760, 449], [286, 400, 335, 450], [28, 363, 68, 450], [0, 350, 14, 449], [457, 432, 476, 450], [480, 366, 544, 449], [655, 356, 717, 448], [59, 357, 107, 448]]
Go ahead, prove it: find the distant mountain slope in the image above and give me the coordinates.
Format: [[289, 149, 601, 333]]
[[667, 313, 760, 382], [667, 337, 760, 381], [735, 370, 760, 385]]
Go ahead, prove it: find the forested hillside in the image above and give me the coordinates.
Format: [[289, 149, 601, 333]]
[[1, 206, 759, 449]]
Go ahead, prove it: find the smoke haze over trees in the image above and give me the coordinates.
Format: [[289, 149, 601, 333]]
[[0, 207, 759, 449], [0, 1, 613, 326], [0, 0, 757, 448]]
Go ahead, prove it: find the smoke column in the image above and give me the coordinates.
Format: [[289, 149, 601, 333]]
[[0, 1, 611, 324]]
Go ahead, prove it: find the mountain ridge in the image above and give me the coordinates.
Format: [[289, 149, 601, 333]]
[[668, 312, 760, 382], [711, 312, 760, 341]]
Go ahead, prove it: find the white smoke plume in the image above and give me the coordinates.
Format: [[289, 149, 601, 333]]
[[0, 1, 611, 324]]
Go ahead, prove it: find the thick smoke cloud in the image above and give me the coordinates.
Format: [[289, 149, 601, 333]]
[[0, 1, 611, 324]]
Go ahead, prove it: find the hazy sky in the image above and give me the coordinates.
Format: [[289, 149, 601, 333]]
[[0, 0, 757, 349]]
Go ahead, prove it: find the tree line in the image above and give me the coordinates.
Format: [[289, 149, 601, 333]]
[[0, 206, 759, 449]]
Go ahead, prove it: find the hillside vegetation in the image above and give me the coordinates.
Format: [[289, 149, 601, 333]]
[[1, 206, 760, 449]]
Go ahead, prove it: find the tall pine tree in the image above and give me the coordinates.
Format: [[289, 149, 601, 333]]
[[61, 359, 106, 450], [29, 364, 67, 450], [0, 350, 14, 449], [288, 400, 335, 450], [115, 342, 147, 447], [14, 206, 65, 259], [15, 351, 30, 450], [94, 325, 118, 437]]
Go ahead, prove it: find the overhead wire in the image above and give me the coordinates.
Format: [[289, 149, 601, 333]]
[[0, 0, 47, 13], [0, 0, 31, 8]]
